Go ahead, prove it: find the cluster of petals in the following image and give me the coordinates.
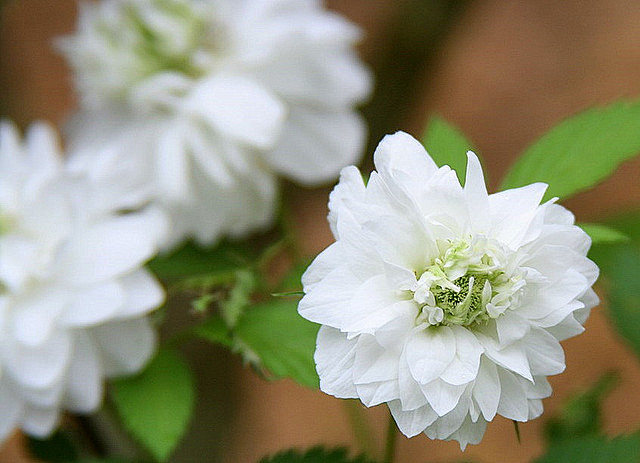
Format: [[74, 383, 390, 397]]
[[298, 131, 599, 449], [0, 121, 166, 442], [59, 0, 372, 248]]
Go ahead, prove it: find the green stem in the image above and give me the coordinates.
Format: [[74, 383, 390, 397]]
[[343, 400, 377, 459], [383, 412, 398, 463]]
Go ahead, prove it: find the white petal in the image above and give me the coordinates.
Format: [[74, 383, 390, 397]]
[[298, 265, 361, 329], [374, 132, 439, 185], [421, 379, 467, 416], [479, 334, 533, 381], [61, 281, 124, 327], [464, 151, 490, 233], [356, 381, 399, 408], [57, 209, 166, 284], [301, 243, 345, 291], [343, 277, 414, 334], [496, 368, 529, 421], [439, 326, 483, 386], [488, 183, 547, 248], [90, 318, 156, 377], [116, 269, 165, 319], [525, 328, 565, 376], [388, 400, 438, 438], [315, 326, 358, 399], [472, 358, 501, 421], [3, 329, 71, 389], [495, 312, 531, 345], [0, 381, 23, 443], [424, 396, 471, 440], [20, 405, 59, 438], [156, 126, 191, 201], [263, 107, 365, 185], [447, 415, 487, 451], [184, 75, 285, 149], [327, 166, 366, 238], [10, 287, 69, 347], [64, 332, 102, 412], [406, 327, 456, 385], [397, 355, 429, 411], [353, 336, 399, 384]]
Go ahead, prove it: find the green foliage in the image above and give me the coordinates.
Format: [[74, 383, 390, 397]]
[[580, 223, 629, 245], [422, 116, 475, 184], [111, 348, 195, 462], [596, 244, 640, 358], [535, 434, 640, 463], [27, 431, 77, 462], [220, 269, 255, 327], [235, 299, 319, 388], [544, 372, 618, 443], [147, 239, 259, 281], [259, 447, 374, 463], [194, 314, 233, 348], [501, 100, 640, 201]]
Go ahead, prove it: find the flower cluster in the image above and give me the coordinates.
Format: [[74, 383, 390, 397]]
[[59, 0, 372, 248], [0, 121, 166, 441], [299, 132, 599, 449]]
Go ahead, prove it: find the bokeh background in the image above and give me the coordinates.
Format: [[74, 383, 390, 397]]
[[2, 1, 640, 462]]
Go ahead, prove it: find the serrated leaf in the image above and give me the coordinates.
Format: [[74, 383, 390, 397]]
[[194, 314, 232, 348], [235, 300, 319, 388], [260, 447, 374, 463], [544, 372, 618, 444], [535, 434, 640, 463], [501, 100, 640, 201], [579, 223, 629, 244], [147, 239, 257, 280], [111, 349, 195, 462], [422, 116, 476, 184]]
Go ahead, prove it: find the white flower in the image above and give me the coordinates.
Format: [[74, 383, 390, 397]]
[[59, 0, 372, 248], [298, 132, 599, 449], [0, 121, 166, 442]]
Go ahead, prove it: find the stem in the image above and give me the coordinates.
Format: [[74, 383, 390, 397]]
[[383, 412, 398, 463], [343, 400, 377, 459]]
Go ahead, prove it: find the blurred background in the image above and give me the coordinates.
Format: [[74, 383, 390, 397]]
[[2, 1, 640, 462]]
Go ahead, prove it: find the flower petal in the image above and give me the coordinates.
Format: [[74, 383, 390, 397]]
[[315, 326, 358, 399], [406, 327, 456, 385]]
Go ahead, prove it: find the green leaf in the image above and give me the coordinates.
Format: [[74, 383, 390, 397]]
[[579, 223, 629, 244], [535, 434, 640, 463], [27, 431, 78, 462], [147, 239, 258, 280], [260, 447, 374, 463], [277, 259, 312, 293], [194, 314, 233, 348], [544, 372, 618, 444], [597, 244, 640, 359], [501, 100, 640, 201], [422, 116, 475, 184], [220, 269, 255, 327], [235, 299, 319, 388], [111, 348, 195, 462]]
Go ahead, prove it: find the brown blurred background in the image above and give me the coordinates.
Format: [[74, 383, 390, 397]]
[[2, 1, 640, 462]]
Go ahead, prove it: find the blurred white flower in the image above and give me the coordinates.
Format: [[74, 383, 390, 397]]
[[0, 121, 166, 442], [59, 0, 372, 248], [298, 132, 599, 449]]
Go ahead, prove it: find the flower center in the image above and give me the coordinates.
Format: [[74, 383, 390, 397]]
[[412, 237, 525, 328], [89, 0, 226, 105]]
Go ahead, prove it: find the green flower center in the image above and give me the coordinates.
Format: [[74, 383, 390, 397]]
[[432, 274, 491, 326], [412, 237, 524, 328]]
